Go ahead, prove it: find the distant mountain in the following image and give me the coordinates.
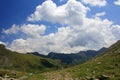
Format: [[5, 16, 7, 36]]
[[29, 47, 107, 66], [0, 44, 58, 73], [27, 52, 47, 58]]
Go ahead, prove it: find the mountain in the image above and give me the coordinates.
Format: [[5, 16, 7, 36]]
[[27, 52, 47, 58], [1, 40, 119, 80], [30, 47, 107, 66], [63, 40, 120, 79], [28, 40, 120, 80], [0, 44, 58, 73]]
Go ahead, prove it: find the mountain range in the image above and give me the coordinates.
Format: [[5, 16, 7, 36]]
[[27, 40, 120, 80], [28, 47, 107, 66], [0, 40, 120, 80]]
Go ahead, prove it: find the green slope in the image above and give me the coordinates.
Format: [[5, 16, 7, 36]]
[[27, 40, 120, 80], [0, 44, 57, 73], [1, 40, 120, 80], [65, 40, 120, 79]]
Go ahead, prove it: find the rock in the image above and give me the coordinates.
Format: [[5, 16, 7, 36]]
[[4, 74, 9, 78], [97, 75, 110, 80], [97, 62, 101, 64], [94, 78, 100, 80]]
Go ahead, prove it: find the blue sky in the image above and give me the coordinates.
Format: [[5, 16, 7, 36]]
[[0, 0, 120, 54], [0, 0, 44, 30]]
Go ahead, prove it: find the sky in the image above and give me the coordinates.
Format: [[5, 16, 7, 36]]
[[0, 0, 120, 55]]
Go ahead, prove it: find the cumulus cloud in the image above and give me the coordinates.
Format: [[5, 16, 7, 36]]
[[3, 24, 46, 38], [81, 0, 107, 7], [8, 27, 87, 54], [20, 24, 46, 38], [9, 39, 29, 53], [27, 0, 89, 25], [3, 0, 120, 54], [8, 18, 119, 54], [3, 24, 20, 34], [114, 0, 120, 6], [110, 25, 120, 39]]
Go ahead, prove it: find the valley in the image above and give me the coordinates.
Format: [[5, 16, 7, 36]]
[[0, 40, 120, 80]]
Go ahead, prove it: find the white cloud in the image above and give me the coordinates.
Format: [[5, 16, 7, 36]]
[[3, 24, 46, 38], [4, 0, 120, 54], [94, 12, 106, 17], [21, 24, 46, 38], [0, 41, 6, 45], [9, 38, 33, 53], [28, 0, 89, 25], [8, 18, 120, 54], [3, 24, 20, 34], [111, 25, 120, 39], [81, 0, 107, 7], [114, 0, 120, 6], [59, 0, 64, 2], [8, 27, 87, 54]]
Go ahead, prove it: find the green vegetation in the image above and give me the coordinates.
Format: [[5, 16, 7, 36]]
[[0, 69, 27, 78], [0, 44, 58, 74], [64, 40, 120, 79], [31, 47, 106, 67], [28, 40, 120, 80], [0, 40, 120, 80]]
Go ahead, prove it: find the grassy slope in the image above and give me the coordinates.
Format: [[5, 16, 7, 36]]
[[65, 40, 120, 79], [0, 44, 57, 73], [1, 40, 120, 80], [28, 40, 120, 80]]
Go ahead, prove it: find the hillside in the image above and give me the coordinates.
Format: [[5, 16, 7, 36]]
[[29, 47, 106, 67], [65, 40, 120, 79], [0, 44, 58, 73], [28, 40, 120, 80], [1, 40, 120, 80]]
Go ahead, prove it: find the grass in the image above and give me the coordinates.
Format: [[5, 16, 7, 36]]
[[0, 44, 58, 73], [0, 40, 120, 80], [0, 69, 27, 78], [64, 40, 120, 79], [27, 40, 120, 80]]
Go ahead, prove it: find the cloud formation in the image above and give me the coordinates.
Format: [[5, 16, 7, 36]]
[[3, 0, 120, 54], [3, 24, 46, 38], [81, 0, 107, 7], [114, 0, 120, 6], [28, 0, 89, 25], [111, 25, 120, 39], [94, 12, 106, 17], [3, 24, 19, 34], [20, 24, 46, 38]]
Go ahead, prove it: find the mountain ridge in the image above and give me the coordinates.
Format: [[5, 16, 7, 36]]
[[29, 47, 107, 66], [64, 40, 120, 79]]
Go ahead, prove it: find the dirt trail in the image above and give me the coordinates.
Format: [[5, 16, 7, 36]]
[[43, 71, 77, 80]]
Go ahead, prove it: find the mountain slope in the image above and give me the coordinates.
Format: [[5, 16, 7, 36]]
[[30, 48, 107, 66], [0, 44, 57, 73], [65, 40, 120, 79], [24, 40, 120, 80]]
